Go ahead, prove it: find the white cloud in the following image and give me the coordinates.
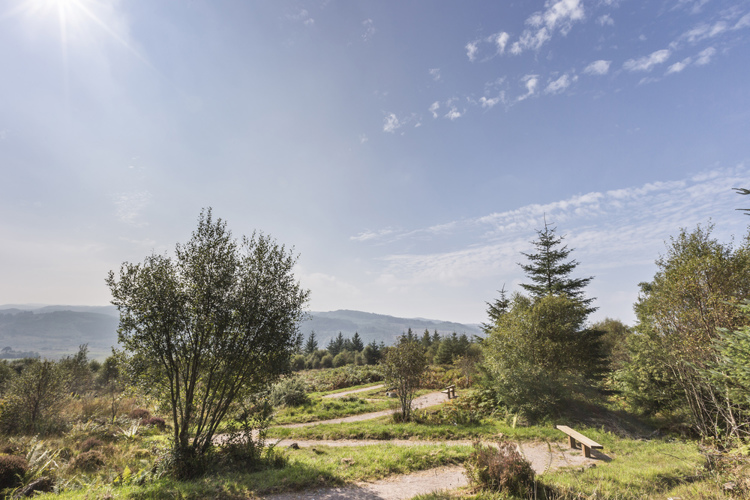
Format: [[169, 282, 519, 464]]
[[517, 75, 539, 101], [597, 14, 614, 26], [367, 164, 750, 292], [465, 41, 478, 61], [359, 134, 368, 144], [545, 73, 577, 94], [667, 58, 690, 74], [623, 49, 671, 71], [429, 101, 440, 118], [510, 27, 551, 54], [480, 95, 502, 108], [350, 228, 396, 242], [429, 68, 441, 81], [362, 19, 375, 41], [736, 13, 750, 30], [383, 113, 401, 133], [584, 59, 611, 75], [445, 107, 462, 120], [535, 0, 585, 34], [695, 46, 716, 65], [492, 32, 510, 54], [304, 18, 314, 26]]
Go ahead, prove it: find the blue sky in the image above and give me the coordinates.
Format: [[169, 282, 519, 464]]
[[1, 0, 749, 325]]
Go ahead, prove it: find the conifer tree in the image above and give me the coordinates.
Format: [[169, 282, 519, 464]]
[[351, 332, 364, 352], [304, 331, 318, 355], [519, 219, 595, 312]]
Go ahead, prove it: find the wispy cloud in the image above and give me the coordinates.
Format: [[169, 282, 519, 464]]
[[545, 73, 577, 94], [695, 46, 716, 65], [360, 164, 749, 290], [491, 31, 510, 54], [465, 41, 478, 62], [597, 14, 614, 26], [511, 0, 585, 54], [623, 49, 671, 71], [429, 101, 440, 118], [429, 68, 441, 81], [350, 228, 396, 242], [383, 113, 401, 133], [112, 191, 152, 226], [517, 75, 539, 101], [584, 59, 611, 75], [362, 19, 375, 41]]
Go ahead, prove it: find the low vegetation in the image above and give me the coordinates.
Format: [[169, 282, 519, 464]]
[[1, 209, 749, 499]]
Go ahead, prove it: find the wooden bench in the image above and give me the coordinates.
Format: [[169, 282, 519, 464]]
[[555, 425, 603, 458], [441, 384, 456, 399]]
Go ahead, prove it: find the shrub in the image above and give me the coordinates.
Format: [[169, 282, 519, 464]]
[[141, 417, 166, 430], [321, 354, 334, 368], [128, 408, 150, 420], [72, 450, 106, 472], [0, 454, 28, 489], [290, 354, 306, 371], [269, 377, 310, 408], [465, 441, 534, 496], [79, 437, 104, 453]]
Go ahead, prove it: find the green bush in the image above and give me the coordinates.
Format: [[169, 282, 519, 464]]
[[321, 354, 334, 368], [290, 354, 306, 371], [269, 377, 310, 408], [0, 454, 28, 490], [465, 441, 534, 495]]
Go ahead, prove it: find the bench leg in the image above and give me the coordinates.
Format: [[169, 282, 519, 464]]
[[582, 445, 591, 458], [568, 436, 577, 449]]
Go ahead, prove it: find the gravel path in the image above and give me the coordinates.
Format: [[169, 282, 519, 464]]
[[279, 391, 449, 428], [263, 440, 594, 499], [322, 385, 385, 399], [263, 465, 468, 500]]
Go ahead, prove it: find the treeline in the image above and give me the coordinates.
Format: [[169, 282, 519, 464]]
[[289, 328, 479, 371], [480, 217, 750, 443]]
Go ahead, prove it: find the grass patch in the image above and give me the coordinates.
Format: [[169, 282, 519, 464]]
[[267, 416, 562, 442], [38, 443, 471, 499], [273, 395, 396, 425], [538, 433, 716, 499]]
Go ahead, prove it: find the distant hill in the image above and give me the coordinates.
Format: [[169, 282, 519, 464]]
[[0, 305, 482, 359], [300, 310, 483, 346]]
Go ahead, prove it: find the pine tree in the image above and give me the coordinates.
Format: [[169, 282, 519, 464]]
[[304, 331, 318, 355], [482, 285, 510, 333], [351, 332, 364, 352], [519, 219, 595, 312], [327, 332, 345, 356]]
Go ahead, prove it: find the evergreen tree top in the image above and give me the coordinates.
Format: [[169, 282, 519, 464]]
[[518, 220, 595, 311]]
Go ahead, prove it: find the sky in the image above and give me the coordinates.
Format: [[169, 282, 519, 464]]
[[1, 0, 749, 326]]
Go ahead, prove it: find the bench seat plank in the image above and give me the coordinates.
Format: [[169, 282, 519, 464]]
[[555, 425, 603, 458]]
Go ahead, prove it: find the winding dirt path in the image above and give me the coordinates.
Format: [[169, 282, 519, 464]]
[[263, 440, 594, 499]]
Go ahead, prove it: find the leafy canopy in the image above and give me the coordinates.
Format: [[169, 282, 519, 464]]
[[106, 209, 309, 464]]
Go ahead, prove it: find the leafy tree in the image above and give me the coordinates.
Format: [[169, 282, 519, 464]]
[[304, 331, 318, 355], [519, 220, 595, 312], [106, 209, 309, 473], [382, 336, 427, 422], [362, 341, 381, 365], [625, 224, 750, 438], [591, 318, 631, 373], [351, 332, 364, 352], [0, 359, 68, 434], [483, 294, 604, 421]]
